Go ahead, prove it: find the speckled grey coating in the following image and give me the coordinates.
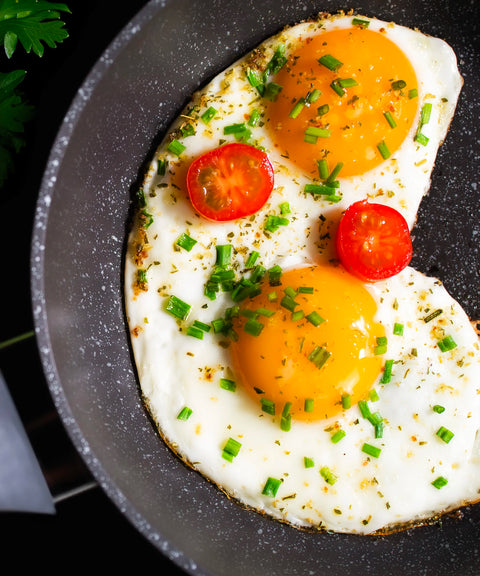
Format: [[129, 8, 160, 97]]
[[31, 0, 480, 574]]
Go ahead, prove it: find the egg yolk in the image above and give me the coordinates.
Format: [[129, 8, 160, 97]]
[[266, 27, 419, 178], [230, 265, 385, 422]]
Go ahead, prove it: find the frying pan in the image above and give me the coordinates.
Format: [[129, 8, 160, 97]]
[[31, 0, 480, 573]]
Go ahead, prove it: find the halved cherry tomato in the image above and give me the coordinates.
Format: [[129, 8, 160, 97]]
[[186, 143, 274, 221], [336, 200, 412, 282]]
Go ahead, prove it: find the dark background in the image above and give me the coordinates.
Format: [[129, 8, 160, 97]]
[[0, 1, 184, 571]]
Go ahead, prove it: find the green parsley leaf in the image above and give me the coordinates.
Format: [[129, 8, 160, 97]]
[[0, 0, 71, 58], [0, 70, 34, 187]]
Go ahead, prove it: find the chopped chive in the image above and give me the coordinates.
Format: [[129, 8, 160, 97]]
[[330, 79, 345, 97], [157, 158, 168, 175], [250, 265, 266, 284], [374, 421, 384, 439], [384, 111, 397, 128], [436, 426, 454, 444], [327, 161, 344, 183], [244, 318, 264, 337], [433, 404, 445, 414], [437, 335, 457, 353], [246, 68, 264, 94], [318, 54, 343, 72], [317, 158, 329, 179], [136, 187, 146, 208], [267, 291, 278, 302], [280, 414, 291, 432], [374, 336, 388, 355], [320, 466, 338, 485], [368, 411, 383, 427], [215, 244, 232, 267], [306, 311, 325, 326], [181, 123, 195, 137], [317, 103, 329, 115], [137, 268, 147, 285], [304, 456, 315, 468], [222, 437, 242, 461], [265, 214, 289, 232], [291, 310, 305, 322], [393, 322, 404, 336], [245, 250, 260, 268], [380, 359, 394, 384], [261, 398, 276, 415], [304, 398, 314, 413], [266, 44, 287, 75], [262, 477, 282, 497], [220, 378, 236, 392], [391, 79, 406, 90], [408, 88, 418, 99], [284, 286, 297, 298], [177, 406, 192, 421], [255, 307, 274, 318], [224, 123, 247, 135], [304, 183, 336, 196], [167, 139, 186, 156], [420, 102, 432, 125], [268, 264, 282, 286], [280, 402, 292, 432], [369, 389, 379, 402], [352, 17, 370, 27], [338, 77, 358, 88], [201, 106, 217, 124], [306, 88, 322, 103], [377, 140, 391, 160], [186, 325, 204, 339], [423, 309, 443, 323], [298, 286, 314, 294], [414, 131, 429, 146], [192, 319, 209, 333], [141, 209, 154, 228], [176, 232, 197, 252], [281, 294, 298, 312], [289, 97, 306, 119], [279, 202, 291, 215], [432, 476, 448, 489], [211, 318, 226, 333], [165, 295, 191, 320], [358, 399, 372, 420], [331, 429, 346, 444], [264, 82, 283, 101], [326, 193, 342, 204], [341, 393, 351, 409], [308, 346, 331, 370], [240, 309, 257, 319], [248, 108, 261, 127], [305, 126, 331, 138], [304, 133, 318, 144], [362, 443, 381, 458]]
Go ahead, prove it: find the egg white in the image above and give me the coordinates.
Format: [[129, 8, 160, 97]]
[[124, 13, 477, 534]]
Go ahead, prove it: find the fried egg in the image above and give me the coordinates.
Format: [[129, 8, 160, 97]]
[[124, 13, 479, 534]]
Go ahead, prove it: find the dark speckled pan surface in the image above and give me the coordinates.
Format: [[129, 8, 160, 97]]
[[31, 1, 480, 574]]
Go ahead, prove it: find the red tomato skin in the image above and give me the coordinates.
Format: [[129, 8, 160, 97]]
[[335, 200, 413, 282], [186, 143, 275, 222]]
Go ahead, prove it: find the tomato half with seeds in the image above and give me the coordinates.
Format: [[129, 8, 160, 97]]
[[336, 200, 413, 282], [186, 143, 274, 221]]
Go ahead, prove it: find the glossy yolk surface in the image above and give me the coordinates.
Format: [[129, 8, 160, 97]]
[[230, 265, 385, 422], [266, 27, 419, 178]]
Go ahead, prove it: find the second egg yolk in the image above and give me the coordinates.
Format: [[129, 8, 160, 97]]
[[266, 26, 419, 178], [230, 265, 385, 422]]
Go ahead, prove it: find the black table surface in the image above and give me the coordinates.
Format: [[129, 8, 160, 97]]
[[0, 1, 185, 571]]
